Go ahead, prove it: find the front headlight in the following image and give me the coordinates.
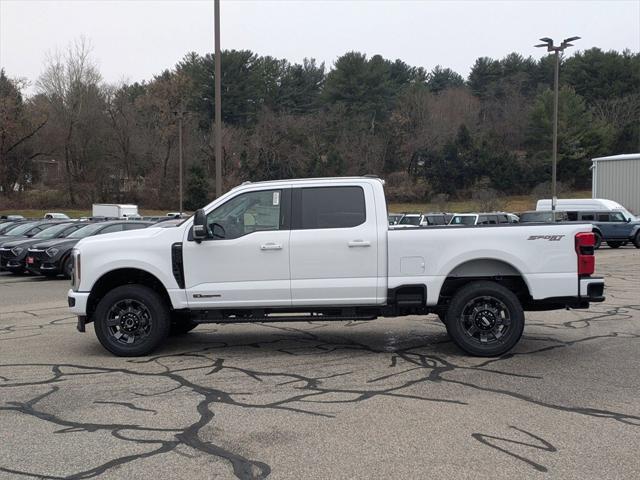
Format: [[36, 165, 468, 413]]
[[45, 247, 59, 257], [71, 248, 81, 291], [11, 247, 23, 256]]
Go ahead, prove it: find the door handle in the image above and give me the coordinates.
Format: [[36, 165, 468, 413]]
[[348, 240, 371, 247], [260, 243, 283, 251]]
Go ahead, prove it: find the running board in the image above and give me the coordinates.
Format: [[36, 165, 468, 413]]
[[191, 310, 377, 324]]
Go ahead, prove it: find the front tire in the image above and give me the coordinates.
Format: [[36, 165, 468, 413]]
[[62, 256, 73, 279], [634, 233, 640, 249], [445, 281, 525, 357], [93, 284, 170, 356]]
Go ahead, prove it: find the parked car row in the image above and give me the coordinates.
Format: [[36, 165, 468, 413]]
[[388, 202, 640, 249], [0, 219, 156, 278], [389, 211, 518, 227]]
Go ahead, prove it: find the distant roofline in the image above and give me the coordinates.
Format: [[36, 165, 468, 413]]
[[592, 153, 640, 162]]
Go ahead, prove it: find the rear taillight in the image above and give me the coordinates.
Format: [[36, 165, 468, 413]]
[[575, 232, 595, 276]]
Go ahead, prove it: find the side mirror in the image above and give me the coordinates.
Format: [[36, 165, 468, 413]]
[[192, 209, 208, 242]]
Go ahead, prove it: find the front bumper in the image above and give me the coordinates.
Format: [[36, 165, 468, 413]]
[[0, 251, 27, 271], [25, 250, 61, 275], [68, 289, 89, 315]]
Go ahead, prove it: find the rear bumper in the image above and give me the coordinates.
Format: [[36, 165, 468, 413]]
[[579, 276, 605, 302], [525, 276, 605, 311]]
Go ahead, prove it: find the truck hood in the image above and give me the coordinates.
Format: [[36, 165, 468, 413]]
[[76, 225, 184, 251]]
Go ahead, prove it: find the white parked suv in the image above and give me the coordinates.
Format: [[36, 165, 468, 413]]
[[68, 177, 604, 357]]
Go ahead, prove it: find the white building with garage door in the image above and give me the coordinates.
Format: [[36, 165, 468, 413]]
[[592, 153, 640, 215]]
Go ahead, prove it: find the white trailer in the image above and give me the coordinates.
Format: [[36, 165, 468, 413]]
[[92, 204, 140, 219]]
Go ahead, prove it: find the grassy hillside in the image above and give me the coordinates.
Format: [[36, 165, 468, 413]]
[[389, 191, 591, 214]]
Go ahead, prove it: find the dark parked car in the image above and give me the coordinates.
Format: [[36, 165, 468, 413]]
[[0, 221, 64, 246], [567, 210, 640, 249], [0, 222, 87, 273], [25, 221, 152, 278], [388, 213, 405, 225], [422, 213, 454, 226], [519, 210, 569, 223], [0, 220, 25, 233]]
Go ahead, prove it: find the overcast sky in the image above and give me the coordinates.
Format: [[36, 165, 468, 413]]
[[1, 0, 639, 90]]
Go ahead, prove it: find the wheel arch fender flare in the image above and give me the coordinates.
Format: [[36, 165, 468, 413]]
[[86, 267, 172, 320], [440, 254, 532, 300]]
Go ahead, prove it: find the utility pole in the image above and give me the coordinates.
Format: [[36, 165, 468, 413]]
[[177, 107, 184, 214], [214, 0, 222, 197], [535, 36, 580, 211]]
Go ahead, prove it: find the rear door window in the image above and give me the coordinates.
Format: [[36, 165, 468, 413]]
[[597, 213, 610, 222], [580, 213, 595, 221], [298, 187, 365, 229]]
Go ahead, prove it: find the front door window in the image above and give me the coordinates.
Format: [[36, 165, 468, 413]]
[[207, 190, 282, 240]]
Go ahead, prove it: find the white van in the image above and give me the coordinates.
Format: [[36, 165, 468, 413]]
[[536, 198, 637, 221]]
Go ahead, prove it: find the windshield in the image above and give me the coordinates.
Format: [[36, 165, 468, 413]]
[[616, 208, 637, 221], [67, 223, 105, 238], [4, 222, 37, 236], [0, 222, 21, 234], [32, 223, 74, 239], [450, 216, 476, 225], [399, 216, 421, 225]]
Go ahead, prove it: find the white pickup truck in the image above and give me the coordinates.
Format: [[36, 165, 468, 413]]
[[68, 177, 604, 357]]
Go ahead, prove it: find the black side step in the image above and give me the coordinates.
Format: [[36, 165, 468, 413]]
[[192, 312, 377, 325]]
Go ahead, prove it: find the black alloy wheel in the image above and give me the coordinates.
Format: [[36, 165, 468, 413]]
[[445, 281, 525, 357], [94, 284, 170, 356]]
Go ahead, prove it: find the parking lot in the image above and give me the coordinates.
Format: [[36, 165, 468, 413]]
[[0, 248, 639, 479]]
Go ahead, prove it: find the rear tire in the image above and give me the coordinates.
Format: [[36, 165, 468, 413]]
[[445, 281, 525, 357], [607, 241, 623, 249], [593, 232, 602, 249], [93, 284, 170, 356]]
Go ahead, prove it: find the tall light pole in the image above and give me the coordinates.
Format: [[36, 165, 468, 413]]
[[178, 109, 183, 214], [535, 36, 580, 211], [214, 0, 222, 197]]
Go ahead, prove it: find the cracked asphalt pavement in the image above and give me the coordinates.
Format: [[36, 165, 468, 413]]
[[1, 248, 639, 479]]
